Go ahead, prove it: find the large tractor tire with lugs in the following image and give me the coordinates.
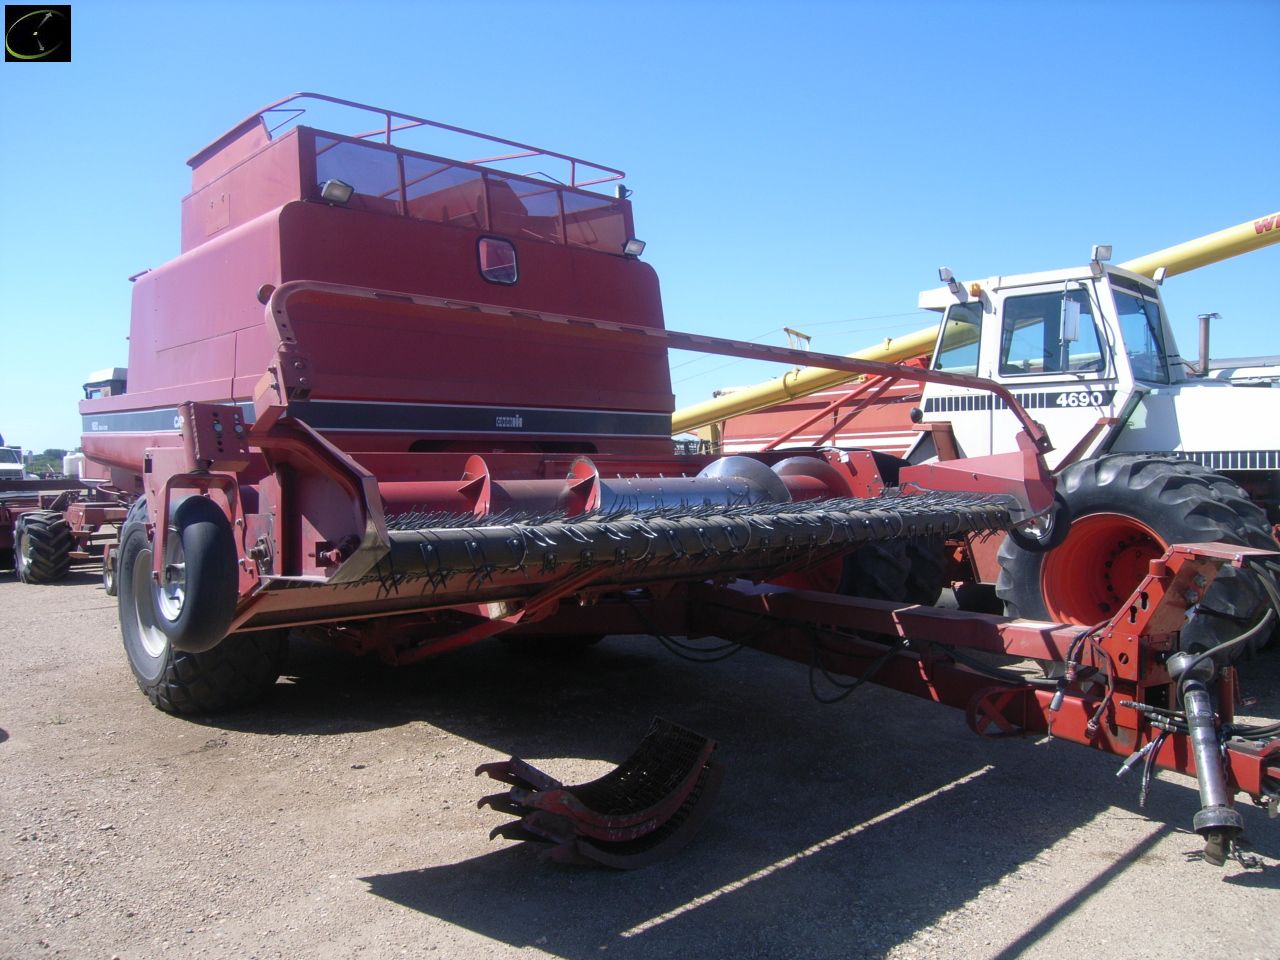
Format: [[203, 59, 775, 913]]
[[840, 539, 911, 601], [14, 510, 72, 583], [117, 497, 287, 714], [903, 536, 947, 606], [996, 454, 1278, 656], [840, 537, 946, 606]]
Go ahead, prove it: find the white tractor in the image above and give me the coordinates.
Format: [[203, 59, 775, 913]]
[[681, 212, 1280, 653], [917, 245, 1279, 651]]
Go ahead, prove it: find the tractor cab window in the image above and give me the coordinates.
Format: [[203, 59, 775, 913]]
[[932, 302, 983, 374], [1111, 283, 1170, 384], [999, 288, 1105, 377]]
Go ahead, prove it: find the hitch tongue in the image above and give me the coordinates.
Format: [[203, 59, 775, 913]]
[[1168, 653, 1244, 866]]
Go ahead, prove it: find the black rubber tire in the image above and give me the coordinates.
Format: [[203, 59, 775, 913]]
[[839, 536, 946, 606], [903, 536, 947, 606], [102, 550, 118, 597], [839, 539, 911, 601], [996, 454, 1278, 656], [14, 510, 72, 584], [154, 496, 239, 653], [118, 499, 286, 715]]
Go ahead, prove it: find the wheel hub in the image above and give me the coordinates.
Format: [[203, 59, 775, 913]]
[[155, 531, 187, 622], [1040, 512, 1165, 624]]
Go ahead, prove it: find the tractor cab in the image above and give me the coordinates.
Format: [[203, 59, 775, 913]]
[[918, 257, 1189, 469]]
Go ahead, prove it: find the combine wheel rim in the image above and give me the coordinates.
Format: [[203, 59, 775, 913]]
[[1040, 512, 1164, 624], [130, 546, 170, 660], [155, 529, 187, 622]]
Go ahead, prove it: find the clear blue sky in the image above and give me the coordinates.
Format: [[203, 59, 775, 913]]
[[1, 0, 1277, 452]]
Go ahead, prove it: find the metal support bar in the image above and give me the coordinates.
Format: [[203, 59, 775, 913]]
[[762, 376, 886, 451], [816, 376, 900, 447], [262, 281, 1053, 453]]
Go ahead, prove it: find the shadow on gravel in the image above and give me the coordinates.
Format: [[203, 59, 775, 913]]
[[340, 639, 1277, 959], [4, 570, 101, 588], [203, 633, 719, 754], [1221, 863, 1280, 889], [361, 772, 1204, 960], [0, 727, 8, 745], [175, 624, 1280, 957]]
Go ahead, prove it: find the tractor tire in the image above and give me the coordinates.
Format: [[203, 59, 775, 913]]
[[903, 536, 947, 606], [14, 510, 72, 584], [117, 498, 286, 714], [996, 454, 1278, 657], [840, 537, 945, 606], [840, 539, 911, 601]]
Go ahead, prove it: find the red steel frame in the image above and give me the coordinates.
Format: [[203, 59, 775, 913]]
[[686, 542, 1280, 806]]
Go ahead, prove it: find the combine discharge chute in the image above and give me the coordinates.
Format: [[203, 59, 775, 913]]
[[46, 95, 1278, 867]]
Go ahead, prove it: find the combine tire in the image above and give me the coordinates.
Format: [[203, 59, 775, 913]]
[[840, 537, 945, 605], [118, 497, 285, 714], [14, 511, 72, 584], [840, 539, 911, 601], [903, 537, 947, 606], [996, 455, 1277, 656]]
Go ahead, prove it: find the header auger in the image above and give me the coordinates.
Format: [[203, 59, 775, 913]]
[[15, 94, 1271, 869]]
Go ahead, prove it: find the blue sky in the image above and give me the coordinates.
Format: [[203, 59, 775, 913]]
[[1, 0, 1276, 451]]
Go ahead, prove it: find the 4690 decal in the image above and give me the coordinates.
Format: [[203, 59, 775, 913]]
[[1053, 390, 1111, 408]]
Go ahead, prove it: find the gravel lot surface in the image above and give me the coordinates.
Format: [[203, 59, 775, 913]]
[[2, 572, 1278, 960]]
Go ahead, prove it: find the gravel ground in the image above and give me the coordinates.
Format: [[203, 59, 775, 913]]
[[1, 572, 1278, 960]]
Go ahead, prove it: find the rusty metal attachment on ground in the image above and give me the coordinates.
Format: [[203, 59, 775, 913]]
[[476, 717, 724, 868]]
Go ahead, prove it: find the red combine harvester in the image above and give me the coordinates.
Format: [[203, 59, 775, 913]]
[[34, 94, 1277, 867]]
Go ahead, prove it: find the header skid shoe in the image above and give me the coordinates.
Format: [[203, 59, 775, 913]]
[[476, 717, 724, 869]]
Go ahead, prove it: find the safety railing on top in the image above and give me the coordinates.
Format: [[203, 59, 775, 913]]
[[200, 93, 627, 190]]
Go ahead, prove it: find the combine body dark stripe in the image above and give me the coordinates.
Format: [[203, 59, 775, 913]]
[[288, 400, 671, 437], [83, 400, 668, 439]]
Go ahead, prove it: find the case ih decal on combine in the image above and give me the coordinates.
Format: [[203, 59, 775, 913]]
[[6, 95, 1277, 868]]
